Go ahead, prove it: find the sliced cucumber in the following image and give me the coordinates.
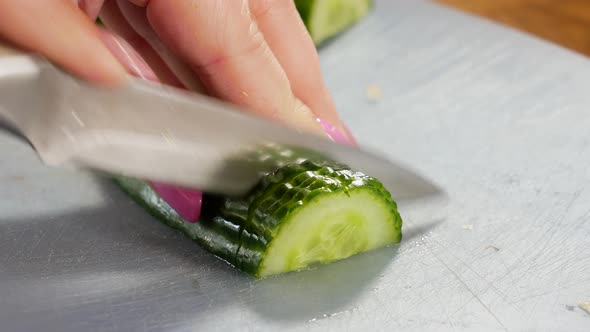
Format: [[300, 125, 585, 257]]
[[117, 161, 402, 278], [259, 186, 400, 276], [112, 2, 393, 278], [295, 0, 374, 45]]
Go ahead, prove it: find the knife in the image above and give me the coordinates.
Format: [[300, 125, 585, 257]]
[[0, 54, 442, 200]]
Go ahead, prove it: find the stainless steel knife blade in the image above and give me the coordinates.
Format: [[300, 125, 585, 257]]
[[0, 55, 443, 200]]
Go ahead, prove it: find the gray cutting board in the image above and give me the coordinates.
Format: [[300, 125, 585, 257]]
[[1, 0, 589, 331]]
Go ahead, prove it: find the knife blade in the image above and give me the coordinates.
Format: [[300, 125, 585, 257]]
[[0, 55, 443, 200]]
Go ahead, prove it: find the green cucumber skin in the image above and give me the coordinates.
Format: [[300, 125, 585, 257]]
[[116, 176, 268, 276], [116, 160, 402, 278], [295, 0, 374, 46], [113, 3, 392, 278], [294, 0, 314, 23], [115, 177, 235, 260]]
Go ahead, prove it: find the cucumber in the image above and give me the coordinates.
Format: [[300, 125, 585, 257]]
[[116, 160, 402, 278], [295, 0, 374, 45], [96, 1, 372, 46], [112, 2, 390, 278]]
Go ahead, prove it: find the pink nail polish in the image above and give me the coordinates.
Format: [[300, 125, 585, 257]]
[[98, 29, 204, 222], [97, 29, 158, 82], [150, 182, 203, 222], [341, 123, 358, 146], [317, 118, 354, 146]]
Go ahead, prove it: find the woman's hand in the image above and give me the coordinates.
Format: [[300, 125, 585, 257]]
[[0, 0, 356, 222], [0, 0, 354, 143]]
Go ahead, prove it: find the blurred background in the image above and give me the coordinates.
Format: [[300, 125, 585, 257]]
[[438, 0, 590, 57]]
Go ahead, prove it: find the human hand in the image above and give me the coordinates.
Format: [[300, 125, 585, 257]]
[[0, 0, 357, 222], [0, 0, 354, 143]]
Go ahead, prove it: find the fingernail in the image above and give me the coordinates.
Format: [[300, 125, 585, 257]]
[[150, 182, 203, 222], [341, 123, 358, 146], [99, 29, 204, 222], [317, 118, 355, 146], [97, 29, 159, 81]]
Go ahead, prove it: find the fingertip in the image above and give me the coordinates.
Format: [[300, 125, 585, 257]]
[[96, 28, 158, 82], [249, 0, 343, 135], [81, 50, 130, 87], [75, 40, 130, 87], [317, 118, 356, 146], [79, 0, 106, 20]]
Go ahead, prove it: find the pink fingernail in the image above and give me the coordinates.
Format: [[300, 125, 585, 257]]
[[98, 28, 204, 222], [341, 123, 358, 146], [97, 29, 158, 82], [150, 182, 203, 222], [317, 118, 354, 146]]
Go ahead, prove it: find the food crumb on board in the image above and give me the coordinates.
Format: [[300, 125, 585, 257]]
[[366, 83, 383, 102], [462, 224, 474, 230], [578, 301, 590, 315], [485, 245, 500, 252], [5, 175, 25, 182], [565, 305, 575, 311]]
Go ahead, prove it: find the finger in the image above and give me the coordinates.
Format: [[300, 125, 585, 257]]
[[249, 0, 345, 134], [79, 0, 105, 20], [128, 0, 149, 6], [99, 0, 185, 87], [95, 27, 158, 81], [0, 0, 127, 85], [111, 0, 205, 92], [145, 0, 324, 135], [94, 26, 204, 224]]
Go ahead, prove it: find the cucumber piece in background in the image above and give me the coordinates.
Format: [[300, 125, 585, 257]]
[[295, 0, 374, 45], [96, 1, 373, 46]]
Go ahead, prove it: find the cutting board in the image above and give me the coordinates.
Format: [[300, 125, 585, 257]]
[[1, 0, 589, 331]]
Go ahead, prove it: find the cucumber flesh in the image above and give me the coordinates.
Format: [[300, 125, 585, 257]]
[[259, 188, 399, 276], [117, 160, 402, 278], [111, 0, 392, 279], [296, 0, 373, 45]]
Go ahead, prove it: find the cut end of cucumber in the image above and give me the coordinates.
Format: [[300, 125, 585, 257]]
[[117, 160, 402, 279], [297, 0, 374, 45], [258, 187, 401, 278]]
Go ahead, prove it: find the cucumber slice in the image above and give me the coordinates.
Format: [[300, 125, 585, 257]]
[[112, 1, 390, 278], [116, 161, 402, 278], [295, 0, 374, 45], [259, 187, 399, 276]]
